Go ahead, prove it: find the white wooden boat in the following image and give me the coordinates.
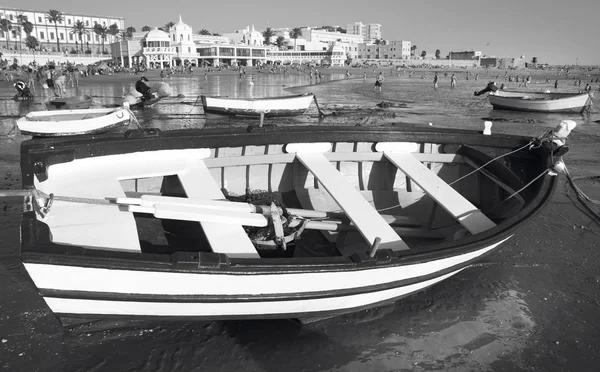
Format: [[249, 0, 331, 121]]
[[16, 107, 131, 137], [16, 122, 573, 322], [201, 93, 314, 117], [488, 90, 593, 113]]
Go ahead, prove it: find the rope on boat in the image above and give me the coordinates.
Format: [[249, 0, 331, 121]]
[[313, 95, 335, 117], [563, 165, 600, 227]]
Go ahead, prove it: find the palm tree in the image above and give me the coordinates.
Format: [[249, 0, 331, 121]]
[[22, 20, 33, 37], [46, 10, 64, 52], [275, 36, 285, 49], [108, 23, 121, 41], [141, 25, 151, 32], [410, 45, 417, 58], [93, 23, 109, 53], [198, 29, 211, 35], [0, 19, 12, 49], [289, 27, 302, 51], [162, 21, 175, 32], [262, 27, 274, 45], [25, 35, 39, 59], [435, 49, 441, 59], [125, 26, 136, 40], [420, 50, 427, 58], [70, 20, 88, 53]]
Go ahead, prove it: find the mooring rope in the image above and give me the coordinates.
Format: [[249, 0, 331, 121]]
[[563, 165, 600, 227]]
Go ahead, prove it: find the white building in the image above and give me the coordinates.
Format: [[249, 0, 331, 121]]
[[0, 7, 124, 54], [222, 25, 264, 46], [358, 40, 412, 60], [346, 22, 382, 43], [169, 16, 196, 65]]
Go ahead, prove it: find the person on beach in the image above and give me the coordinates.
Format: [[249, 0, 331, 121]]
[[44, 67, 58, 97], [54, 71, 67, 98], [433, 72, 439, 88], [475, 73, 479, 81], [450, 74, 457, 89], [373, 72, 384, 93], [135, 76, 153, 102], [554, 80, 559, 89], [363, 72, 367, 79]]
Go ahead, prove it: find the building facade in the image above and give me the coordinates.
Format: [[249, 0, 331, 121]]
[[358, 40, 411, 60], [0, 7, 124, 54], [346, 22, 382, 42]]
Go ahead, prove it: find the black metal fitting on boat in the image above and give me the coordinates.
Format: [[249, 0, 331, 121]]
[[124, 128, 161, 139]]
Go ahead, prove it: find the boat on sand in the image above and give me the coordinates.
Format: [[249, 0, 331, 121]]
[[16, 106, 131, 137], [16, 121, 573, 321], [487, 90, 593, 113], [201, 93, 314, 117]]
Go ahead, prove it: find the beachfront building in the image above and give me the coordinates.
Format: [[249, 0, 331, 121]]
[[357, 40, 412, 60], [0, 7, 123, 54], [222, 25, 264, 46], [297, 27, 361, 60], [448, 51, 482, 60], [169, 16, 196, 66], [111, 27, 175, 68], [346, 22, 382, 43]]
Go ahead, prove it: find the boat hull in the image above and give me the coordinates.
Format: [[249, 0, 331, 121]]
[[488, 91, 592, 113], [201, 93, 314, 117], [18, 125, 558, 320], [16, 107, 130, 137]]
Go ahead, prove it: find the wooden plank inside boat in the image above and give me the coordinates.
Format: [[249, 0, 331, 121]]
[[382, 152, 496, 235], [288, 143, 410, 251], [177, 159, 261, 258]]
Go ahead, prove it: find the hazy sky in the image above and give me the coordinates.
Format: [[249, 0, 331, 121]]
[[4, 0, 599, 65]]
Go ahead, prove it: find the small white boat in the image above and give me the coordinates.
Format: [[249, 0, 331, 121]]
[[15, 121, 574, 322], [201, 93, 315, 117], [16, 106, 131, 137], [488, 90, 593, 113]]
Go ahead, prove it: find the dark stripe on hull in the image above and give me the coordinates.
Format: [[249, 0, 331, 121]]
[[50, 281, 439, 322], [203, 106, 309, 117], [35, 241, 505, 304], [490, 104, 587, 113]]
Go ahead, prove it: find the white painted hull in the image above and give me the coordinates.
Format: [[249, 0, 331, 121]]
[[24, 236, 509, 318], [202, 94, 314, 117], [488, 91, 592, 113], [16, 107, 131, 136]]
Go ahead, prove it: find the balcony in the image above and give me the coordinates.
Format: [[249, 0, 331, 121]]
[[143, 47, 176, 54]]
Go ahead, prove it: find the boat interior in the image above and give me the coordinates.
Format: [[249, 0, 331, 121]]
[[25, 135, 548, 261]]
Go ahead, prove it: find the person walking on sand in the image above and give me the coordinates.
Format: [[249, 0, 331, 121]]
[[373, 72, 384, 93], [433, 72, 439, 88], [363, 71, 367, 79], [451, 74, 457, 89], [554, 80, 559, 89]]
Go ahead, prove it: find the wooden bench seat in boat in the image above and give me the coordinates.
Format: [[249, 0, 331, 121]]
[[376, 143, 496, 235], [35, 149, 260, 258], [286, 143, 410, 251]]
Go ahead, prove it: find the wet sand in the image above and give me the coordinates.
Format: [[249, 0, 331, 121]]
[[1, 66, 600, 371]]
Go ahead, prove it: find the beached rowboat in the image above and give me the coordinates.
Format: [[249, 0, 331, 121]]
[[488, 90, 593, 113], [201, 93, 314, 117], [47, 95, 93, 110], [16, 121, 573, 321], [16, 106, 131, 137]]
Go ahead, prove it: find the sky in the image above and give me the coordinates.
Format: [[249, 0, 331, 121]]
[[4, 0, 599, 65]]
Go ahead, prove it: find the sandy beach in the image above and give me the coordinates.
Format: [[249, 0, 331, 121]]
[[1, 65, 600, 372]]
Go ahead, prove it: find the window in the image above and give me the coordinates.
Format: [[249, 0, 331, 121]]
[[188, 47, 190, 52], [69, 34, 73, 40], [85, 20, 89, 26], [60, 33, 64, 40], [68, 19, 71, 25], [9, 15, 13, 20], [95, 35, 99, 42], [40, 31, 45, 39], [87, 35, 90, 41], [50, 32, 55, 40], [172, 35, 175, 41], [38, 16, 42, 22]]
